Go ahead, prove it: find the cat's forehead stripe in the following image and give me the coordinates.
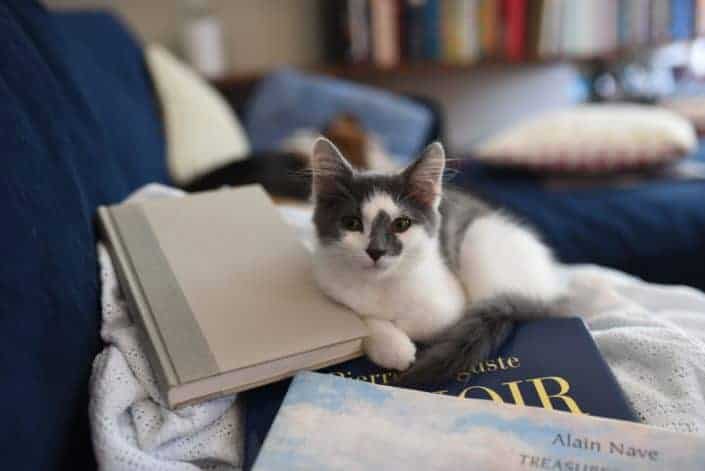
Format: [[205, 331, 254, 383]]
[[362, 191, 400, 223]]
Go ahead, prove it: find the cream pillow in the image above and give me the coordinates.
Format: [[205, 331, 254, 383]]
[[145, 44, 250, 184], [660, 96, 705, 136], [475, 104, 697, 173]]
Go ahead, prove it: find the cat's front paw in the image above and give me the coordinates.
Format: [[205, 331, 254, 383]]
[[364, 332, 416, 371]]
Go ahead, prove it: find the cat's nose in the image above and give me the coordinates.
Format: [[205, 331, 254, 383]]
[[366, 248, 386, 262]]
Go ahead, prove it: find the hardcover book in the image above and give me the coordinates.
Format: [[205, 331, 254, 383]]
[[671, 0, 695, 39], [422, 0, 441, 59], [242, 318, 636, 470], [503, 0, 527, 61], [252, 372, 705, 471], [97, 185, 367, 408], [479, 0, 499, 56], [370, 0, 400, 67]]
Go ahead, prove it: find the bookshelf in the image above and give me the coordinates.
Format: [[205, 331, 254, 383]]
[[213, 0, 703, 89], [212, 39, 692, 90]]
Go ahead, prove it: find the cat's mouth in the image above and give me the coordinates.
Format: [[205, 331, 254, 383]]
[[363, 259, 393, 272]]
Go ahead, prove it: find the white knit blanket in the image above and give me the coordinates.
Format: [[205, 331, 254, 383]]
[[90, 185, 705, 470]]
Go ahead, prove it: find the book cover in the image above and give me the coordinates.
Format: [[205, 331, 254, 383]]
[[537, 0, 563, 58], [440, 0, 458, 61], [464, 0, 481, 61], [422, 0, 442, 59], [628, 0, 652, 46], [479, 0, 499, 57], [525, 0, 544, 59], [650, 0, 672, 42], [441, 0, 478, 63], [242, 318, 636, 470], [253, 372, 705, 471], [347, 0, 371, 63], [405, 0, 427, 60], [671, 0, 695, 39], [321, 0, 370, 63], [698, 0, 705, 34], [98, 186, 367, 408], [371, 0, 401, 67], [503, 0, 527, 61]]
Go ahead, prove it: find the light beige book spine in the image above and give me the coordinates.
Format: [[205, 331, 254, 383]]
[[97, 206, 178, 397]]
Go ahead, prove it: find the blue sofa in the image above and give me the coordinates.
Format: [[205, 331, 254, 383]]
[[3, 2, 705, 470], [0, 3, 169, 469]]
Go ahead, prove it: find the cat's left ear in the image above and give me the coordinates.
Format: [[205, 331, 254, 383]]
[[403, 142, 445, 207]]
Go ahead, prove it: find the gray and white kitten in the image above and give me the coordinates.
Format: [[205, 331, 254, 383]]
[[310, 138, 563, 385]]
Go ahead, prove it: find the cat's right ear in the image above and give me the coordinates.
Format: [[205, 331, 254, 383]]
[[311, 137, 354, 198]]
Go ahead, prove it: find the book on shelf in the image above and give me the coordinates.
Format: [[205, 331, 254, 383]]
[[370, 0, 401, 67], [502, 0, 528, 61], [97, 186, 367, 408], [404, 0, 426, 60], [479, 0, 499, 57], [672, 0, 696, 40], [324, 0, 699, 68], [525, 0, 544, 59], [252, 371, 705, 470], [537, 0, 563, 58], [422, 0, 442, 59], [650, 0, 672, 43], [441, 0, 480, 64], [698, 0, 705, 35], [242, 317, 636, 470]]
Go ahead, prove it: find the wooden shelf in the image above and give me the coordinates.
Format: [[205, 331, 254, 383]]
[[211, 39, 698, 90]]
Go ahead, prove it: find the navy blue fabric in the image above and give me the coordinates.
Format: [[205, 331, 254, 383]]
[[0, 3, 168, 470], [452, 148, 705, 292]]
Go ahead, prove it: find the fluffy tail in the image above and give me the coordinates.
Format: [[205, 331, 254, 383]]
[[395, 294, 560, 387]]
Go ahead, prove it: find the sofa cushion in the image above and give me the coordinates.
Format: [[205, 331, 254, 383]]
[[244, 68, 433, 162], [145, 44, 251, 184], [0, 3, 168, 470]]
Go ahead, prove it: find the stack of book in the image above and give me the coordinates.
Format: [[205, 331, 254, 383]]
[[99, 186, 704, 471], [323, 0, 704, 67]]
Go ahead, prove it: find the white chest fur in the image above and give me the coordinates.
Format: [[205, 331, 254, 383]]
[[313, 245, 466, 342]]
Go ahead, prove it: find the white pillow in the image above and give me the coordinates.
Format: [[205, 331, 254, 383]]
[[474, 104, 697, 173], [145, 44, 250, 184], [660, 96, 705, 136]]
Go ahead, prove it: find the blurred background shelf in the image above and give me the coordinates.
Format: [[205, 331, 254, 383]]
[[212, 40, 700, 89]]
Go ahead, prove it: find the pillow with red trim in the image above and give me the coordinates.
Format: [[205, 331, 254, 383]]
[[474, 104, 697, 174]]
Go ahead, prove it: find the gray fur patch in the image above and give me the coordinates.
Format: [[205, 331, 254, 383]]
[[367, 212, 402, 257]]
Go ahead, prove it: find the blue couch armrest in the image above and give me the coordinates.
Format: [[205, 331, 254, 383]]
[[0, 3, 168, 469]]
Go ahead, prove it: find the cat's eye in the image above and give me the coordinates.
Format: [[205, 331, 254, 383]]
[[392, 216, 412, 233], [341, 216, 363, 232]]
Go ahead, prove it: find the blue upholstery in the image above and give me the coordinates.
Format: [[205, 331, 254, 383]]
[[452, 149, 705, 292], [0, 3, 168, 469], [244, 68, 433, 162]]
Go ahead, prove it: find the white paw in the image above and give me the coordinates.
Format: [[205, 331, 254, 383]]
[[364, 333, 416, 371]]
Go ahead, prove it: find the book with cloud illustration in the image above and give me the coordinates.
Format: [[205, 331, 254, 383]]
[[252, 371, 705, 471], [243, 318, 636, 469]]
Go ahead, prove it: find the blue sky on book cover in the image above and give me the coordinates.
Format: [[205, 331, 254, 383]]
[[253, 372, 705, 471]]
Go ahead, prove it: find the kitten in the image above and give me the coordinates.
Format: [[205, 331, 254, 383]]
[[310, 138, 563, 385]]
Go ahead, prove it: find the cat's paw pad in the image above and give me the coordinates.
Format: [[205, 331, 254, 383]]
[[364, 334, 416, 371]]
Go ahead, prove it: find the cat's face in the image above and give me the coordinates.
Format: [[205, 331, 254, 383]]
[[311, 138, 445, 275]]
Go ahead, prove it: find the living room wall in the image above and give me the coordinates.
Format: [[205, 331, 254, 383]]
[[45, 0, 581, 152]]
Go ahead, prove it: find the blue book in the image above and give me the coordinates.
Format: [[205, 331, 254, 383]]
[[253, 372, 705, 470], [405, 0, 427, 60], [422, 0, 441, 59], [242, 318, 636, 470], [671, 0, 695, 39]]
